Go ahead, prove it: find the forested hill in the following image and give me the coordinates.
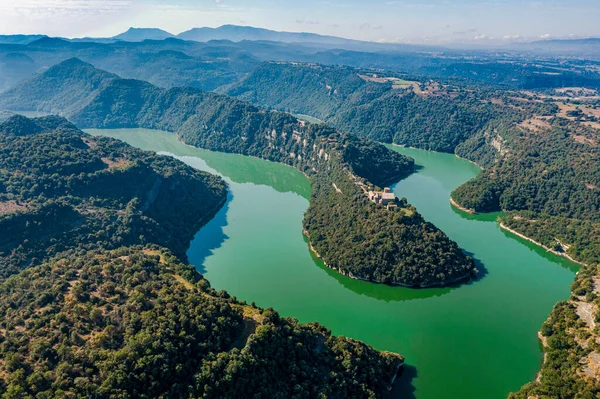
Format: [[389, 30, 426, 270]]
[[452, 118, 600, 267], [0, 58, 119, 116], [1, 58, 476, 287], [221, 62, 506, 153], [221, 62, 600, 268], [0, 115, 406, 398], [0, 115, 227, 279], [0, 247, 404, 398]]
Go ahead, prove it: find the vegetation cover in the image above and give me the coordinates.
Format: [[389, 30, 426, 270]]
[[0, 248, 404, 399], [452, 119, 600, 267], [222, 62, 504, 152], [0, 115, 405, 398], [226, 63, 598, 270], [0, 58, 476, 287], [0, 115, 227, 280]]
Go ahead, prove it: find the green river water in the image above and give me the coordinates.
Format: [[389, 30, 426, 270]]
[[87, 128, 579, 399]]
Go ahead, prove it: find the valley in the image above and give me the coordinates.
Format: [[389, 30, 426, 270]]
[[89, 127, 580, 399], [0, 17, 599, 397]]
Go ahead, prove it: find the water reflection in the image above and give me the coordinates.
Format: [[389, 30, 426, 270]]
[[305, 236, 454, 302], [449, 205, 579, 274], [499, 228, 580, 274], [88, 128, 311, 198], [187, 191, 233, 274]]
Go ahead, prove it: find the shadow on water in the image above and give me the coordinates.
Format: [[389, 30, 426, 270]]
[[464, 250, 489, 282], [386, 364, 418, 399], [90, 128, 311, 198], [187, 191, 233, 274]]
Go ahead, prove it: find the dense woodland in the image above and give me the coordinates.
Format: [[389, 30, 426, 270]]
[[304, 164, 475, 286], [224, 63, 600, 268], [0, 116, 404, 398], [2, 47, 600, 396], [452, 119, 600, 269], [223, 63, 504, 152], [0, 58, 476, 287], [0, 247, 403, 398], [0, 115, 227, 279]]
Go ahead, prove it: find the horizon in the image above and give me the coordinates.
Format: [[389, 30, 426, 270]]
[[1, 0, 599, 45], [2, 23, 600, 47]]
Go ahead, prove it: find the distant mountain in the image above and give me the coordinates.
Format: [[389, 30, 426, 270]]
[[177, 25, 363, 46], [114, 27, 174, 42], [27, 37, 73, 48], [511, 37, 600, 57], [0, 34, 46, 45], [0, 58, 118, 115]]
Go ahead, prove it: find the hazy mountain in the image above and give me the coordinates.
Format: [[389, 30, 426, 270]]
[[177, 24, 364, 46], [113, 27, 174, 42], [0, 34, 46, 45], [510, 37, 600, 58], [0, 58, 118, 115]]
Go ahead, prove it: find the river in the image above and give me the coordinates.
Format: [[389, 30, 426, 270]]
[[86, 128, 579, 399]]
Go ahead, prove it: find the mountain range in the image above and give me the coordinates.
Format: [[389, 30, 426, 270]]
[[111, 25, 365, 46], [2, 26, 600, 56]]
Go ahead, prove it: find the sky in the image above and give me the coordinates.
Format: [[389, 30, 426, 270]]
[[0, 0, 599, 44]]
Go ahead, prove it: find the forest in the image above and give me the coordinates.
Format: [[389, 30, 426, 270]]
[[0, 115, 404, 398], [223, 62, 504, 152], [0, 58, 476, 287], [452, 119, 600, 267], [0, 247, 403, 398], [220, 63, 600, 270], [0, 115, 227, 279]]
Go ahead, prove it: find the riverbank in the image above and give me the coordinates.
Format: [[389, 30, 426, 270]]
[[450, 197, 476, 214], [499, 223, 586, 267]]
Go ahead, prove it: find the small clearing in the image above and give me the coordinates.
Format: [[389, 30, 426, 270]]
[[573, 135, 598, 147], [101, 157, 130, 169], [518, 118, 551, 133], [0, 200, 27, 216], [576, 302, 597, 329]]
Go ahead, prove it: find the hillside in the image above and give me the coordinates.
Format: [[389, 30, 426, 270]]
[[1, 58, 477, 287], [0, 58, 118, 115], [0, 34, 46, 45], [451, 118, 600, 267], [222, 62, 507, 153], [0, 115, 227, 279], [509, 261, 600, 399], [221, 62, 600, 268], [0, 247, 404, 398], [0, 114, 405, 398]]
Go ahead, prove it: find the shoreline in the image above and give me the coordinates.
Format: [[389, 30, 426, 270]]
[[390, 143, 484, 171], [454, 153, 484, 170], [499, 223, 586, 267], [449, 197, 476, 214], [303, 230, 473, 289]]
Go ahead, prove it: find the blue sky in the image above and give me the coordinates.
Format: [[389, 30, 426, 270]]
[[0, 0, 599, 44]]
